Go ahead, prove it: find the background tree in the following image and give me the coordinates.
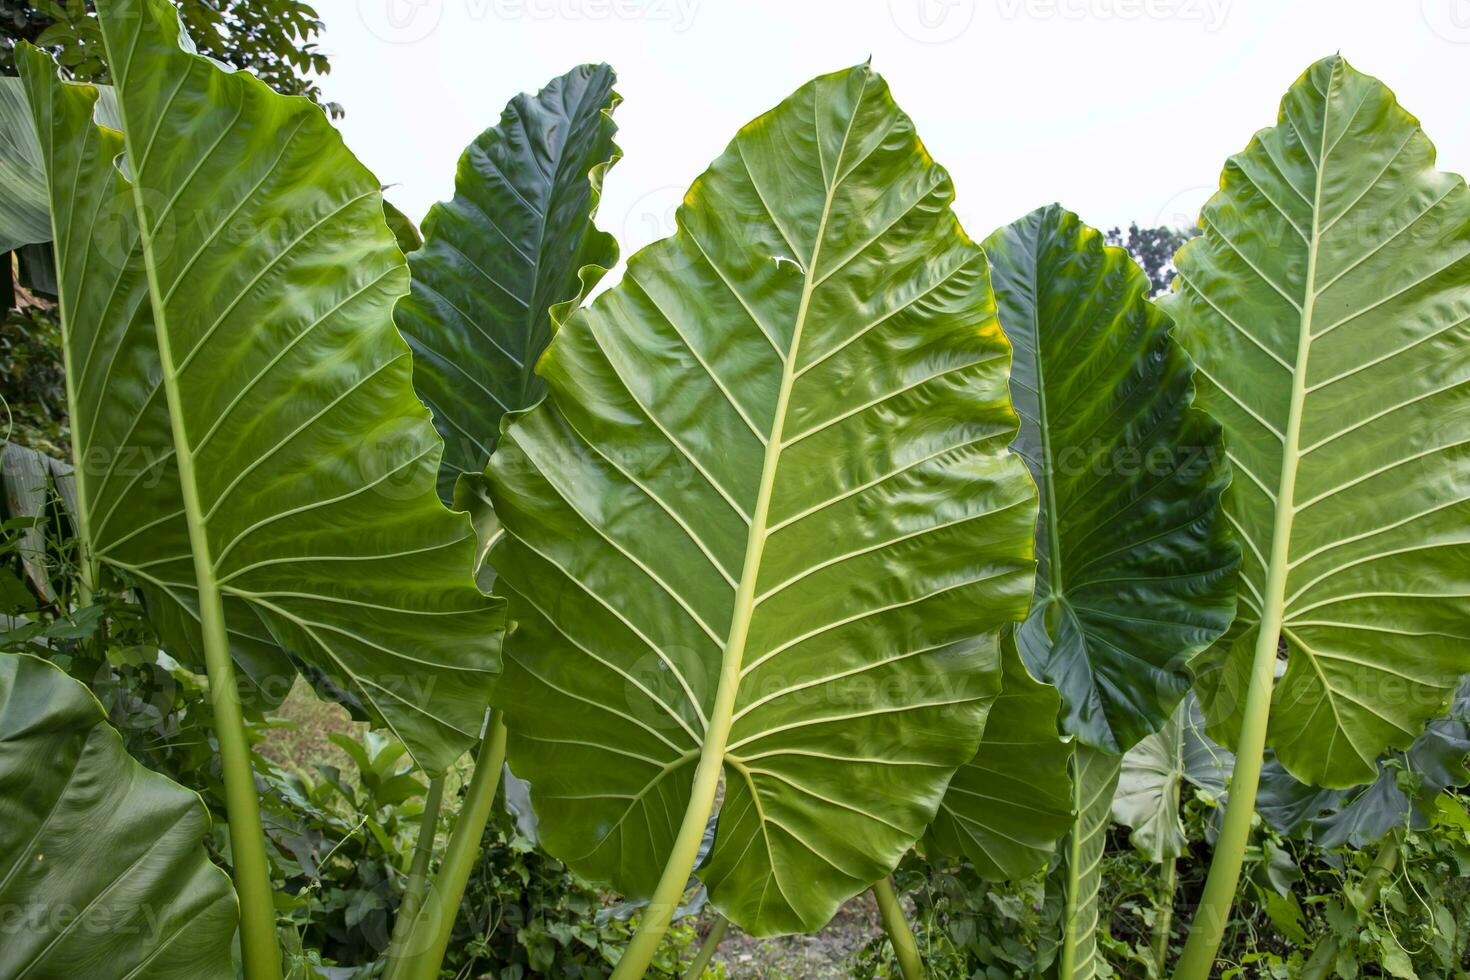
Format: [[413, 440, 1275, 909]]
[[1105, 222, 1198, 296], [0, 0, 340, 116]]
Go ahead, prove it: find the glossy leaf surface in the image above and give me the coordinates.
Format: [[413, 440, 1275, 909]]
[[925, 635, 1072, 880], [1165, 55, 1470, 787], [18, 0, 500, 774], [396, 63, 620, 499], [487, 65, 1037, 935], [0, 653, 236, 979], [986, 204, 1237, 754]]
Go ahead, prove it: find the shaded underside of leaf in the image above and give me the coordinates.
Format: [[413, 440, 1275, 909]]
[[395, 62, 621, 500], [925, 634, 1072, 880], [487, 64, 1037, 935], [986, 204, 1238, 754], [0, 653, 236, 979], [1165, 54, 1470, 787], [1113, 691, 1234, 862], [1258, 675, 1470, 846], [18, 0, 501, 774]]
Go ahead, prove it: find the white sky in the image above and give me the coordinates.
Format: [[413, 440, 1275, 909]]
[[317, 0, 1470, 269]]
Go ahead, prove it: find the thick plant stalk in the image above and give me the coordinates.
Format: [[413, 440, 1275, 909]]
[[1151, 856, 1177, 974], [682, 916, 728, 979], [401, 713, 507, 980], [610, 657, 740, 980], [1175, 147, 1318, 973], [872, 877, 922, 980], [383, 776, 445, 980], [1173, 589, 1287, 977], [1299, 834, 1401, 980], [117, 103, 284, 980]]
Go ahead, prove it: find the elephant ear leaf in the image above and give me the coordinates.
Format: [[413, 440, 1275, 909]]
[[0, 75, 51, 252], [17, 0, 500, 774], [487, 64, 1037, 936], [1164, 55, 1470, 787], [1258, 675, 1470, 846], [984, 204, 1238, 755], [395, 63, 620, 499], [925, 634, 1072, 880], [1113, 691, 1234, 862], [0, 653, 236, 979]]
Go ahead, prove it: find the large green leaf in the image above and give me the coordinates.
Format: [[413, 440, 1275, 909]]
[[984, 204, 1238, 754], [486, 64, 1037, 935], [1257, 675, 1470, 847], [0, 75, 52, 252], [1164, 55, 1470, 787], [17, 0, 500, 774], [395, 63, 620, 500], [924, 634, 1072, 880], [0, 653, 236, 978], [0, 74, 118, 254], [1112, 691, 1233, 862]]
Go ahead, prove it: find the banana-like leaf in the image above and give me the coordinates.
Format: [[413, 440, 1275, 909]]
[[1041, 745, 1122, 980], [395, 63, 620, 499], [1112, 691, 1234, 862], [1257, 675, 1470, 847], [925, 634, 1072, 880], [17, 0, 500, 774], [1164, 55, 1470, 787], [985, 204, 1237, 754], [0, 653, 236, 978], [486, 64, 1037, 935]]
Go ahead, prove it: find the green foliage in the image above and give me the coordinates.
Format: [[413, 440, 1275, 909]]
[[860, 786, 1470, 980], [1, 299, 68, 455], [442, 804, 700, 979], [0, 652, 238, 978], [0, 0, 340, 116], [487, 62, 1036, 942]]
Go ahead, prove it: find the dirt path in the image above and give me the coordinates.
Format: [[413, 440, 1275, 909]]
[[701, 893, 881, 978]]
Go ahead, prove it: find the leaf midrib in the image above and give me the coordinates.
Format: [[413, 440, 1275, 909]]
[[1259, 60, 1337, 711]]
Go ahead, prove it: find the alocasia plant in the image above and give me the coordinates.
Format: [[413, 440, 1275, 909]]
[[924, 635, 1072, 882], [0, 653, 237, 978], [385, 64, 621, 980], [1164, 55, 1470, 976], [17, 0, 502, 973], [966, 203, 1238, 979], [395, 62, 620, 501], [485, 63, 1039, 978]]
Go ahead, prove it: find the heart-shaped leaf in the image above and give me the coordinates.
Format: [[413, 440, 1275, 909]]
[[1165, 55, 1470, 787], [17, 0, 500, 773], [487, 64, 1037, 936], [985, 204, 1238, 754]]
